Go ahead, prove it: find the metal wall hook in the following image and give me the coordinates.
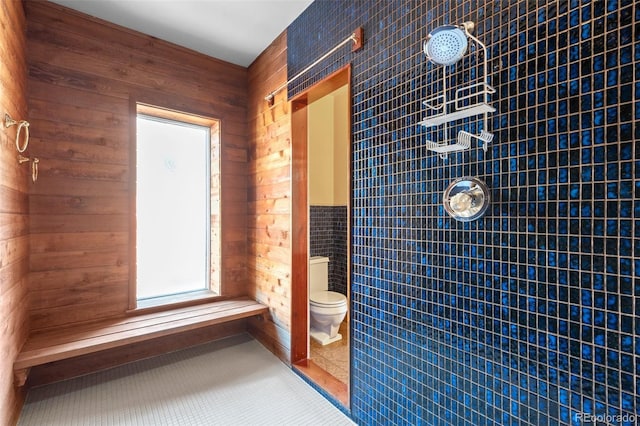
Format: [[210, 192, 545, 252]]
[[4, 113, 17, 128], [17, 154, 39, 183], [5, 113, 30, 153], [32, 157, 39, 183]]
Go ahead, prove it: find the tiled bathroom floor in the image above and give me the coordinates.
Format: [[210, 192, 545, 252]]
[[310, 320, 349, 384]]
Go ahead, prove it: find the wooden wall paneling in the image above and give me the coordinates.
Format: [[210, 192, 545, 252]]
[[30, 135, 129, 166], [0, 2, 28, 89], [26, 125, 129, 166], [248, 221, 290, 249], [0, 150, 28, 192], [29, 281, 129, 312], [29, 157, 129, 182], [28, 80, 129, 113], [0, 276, 28, 424], [0, 257, 29, 299], [247, 40, 286, 76], [30, 194, 128, 216], [251, 150, 291, 176], [28, 99, 128, 131], [24, 1, 248, 332], [30, 231, 128, 253], [25, 5, 247, 90], [28, 293, 130, 331], [29, 177, 128, 198], [1, 0, 29, 423], [0, 213, 28, 242], [246, 32, 293, 362], [28, 264, 128, 292], [246, 315, 291, 363], [0, 236, 29, 274], [249, 173, 291, 196], [26, 38, 246, 111], [250, 241, 291, 266], [0, 190, 28, 232], [30, 250, 127, 274], [29, 214, 128, 234], [28, 61, 130, 101], [252, 164, 291, 189], [25, 21, 246, 89]]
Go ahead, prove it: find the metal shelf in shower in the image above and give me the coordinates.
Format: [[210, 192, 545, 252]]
[[419, 22, 495, 160], [418, 83, 495, 127]]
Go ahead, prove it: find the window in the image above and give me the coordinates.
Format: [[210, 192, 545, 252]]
[[134, 104, 220, 307]]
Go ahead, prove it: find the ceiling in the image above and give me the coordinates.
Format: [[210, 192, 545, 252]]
[[49, 0, 314, 67]]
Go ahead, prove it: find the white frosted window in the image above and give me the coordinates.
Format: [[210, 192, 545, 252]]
[[136, 115, 210, 300]]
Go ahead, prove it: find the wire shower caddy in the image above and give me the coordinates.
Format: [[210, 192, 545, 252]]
[[419, 22, 496, 160]]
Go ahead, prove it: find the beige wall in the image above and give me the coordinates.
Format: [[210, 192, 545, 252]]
[[332, 86, 349, 205], [308, 85, 349, 206]]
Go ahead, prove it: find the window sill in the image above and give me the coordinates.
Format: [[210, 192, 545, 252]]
[[129, 290, 221, 315]]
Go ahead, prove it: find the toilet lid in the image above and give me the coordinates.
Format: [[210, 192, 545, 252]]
[[310, 291, 346, 306]]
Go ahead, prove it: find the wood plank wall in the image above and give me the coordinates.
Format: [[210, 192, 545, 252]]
[[246, 32, 293, 362], [0, 1, 30, 423], [24, 2, 248, 332]]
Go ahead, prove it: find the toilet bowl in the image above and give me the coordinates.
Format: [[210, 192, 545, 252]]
[[309, 256, 348, 346]]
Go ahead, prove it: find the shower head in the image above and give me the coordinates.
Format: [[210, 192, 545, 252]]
[[423, 22, 475, 66]]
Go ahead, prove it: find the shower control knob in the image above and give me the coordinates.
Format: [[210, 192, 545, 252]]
[[443, 177, 490, 222], [449, 191, 474, 212]]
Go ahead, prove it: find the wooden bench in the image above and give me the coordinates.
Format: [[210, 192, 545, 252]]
[[14, 297, 269, 386]]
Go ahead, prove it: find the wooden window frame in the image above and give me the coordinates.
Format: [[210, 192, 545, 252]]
[[129, 103, 222, 312]]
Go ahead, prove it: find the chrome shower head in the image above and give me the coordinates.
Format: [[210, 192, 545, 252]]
[[423, 22, 474, 66]]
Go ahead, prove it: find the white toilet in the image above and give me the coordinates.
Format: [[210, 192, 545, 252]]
[[309, 256, 348, 345]]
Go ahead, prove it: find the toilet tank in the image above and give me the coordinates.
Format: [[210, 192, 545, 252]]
[[309, 256, 329, 293]]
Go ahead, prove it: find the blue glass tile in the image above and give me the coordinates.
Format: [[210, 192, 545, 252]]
[[620, 46, 632, 64], [290, 1, 640, 425], [607, 69, 618, 86], [569, 10, 579, 27]]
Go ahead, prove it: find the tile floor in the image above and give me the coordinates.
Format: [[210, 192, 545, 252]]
[[19, 335, 355, 425], [310, 320, 349, 384]]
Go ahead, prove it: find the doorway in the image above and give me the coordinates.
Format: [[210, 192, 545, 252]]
[[291, 66, 352, 407]]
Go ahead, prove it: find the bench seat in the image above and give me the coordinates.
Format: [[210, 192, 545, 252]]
[[14, 297, 269, 386]]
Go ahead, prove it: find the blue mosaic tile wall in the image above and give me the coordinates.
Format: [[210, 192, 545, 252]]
[[310, 205, 348, 295], [289, 0, 639, 425]]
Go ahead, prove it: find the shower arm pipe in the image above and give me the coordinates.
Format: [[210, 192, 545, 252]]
[[264, 27, 363, 105]]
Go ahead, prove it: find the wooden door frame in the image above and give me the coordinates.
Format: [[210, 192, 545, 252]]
[[290, 65, 352, 364]]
